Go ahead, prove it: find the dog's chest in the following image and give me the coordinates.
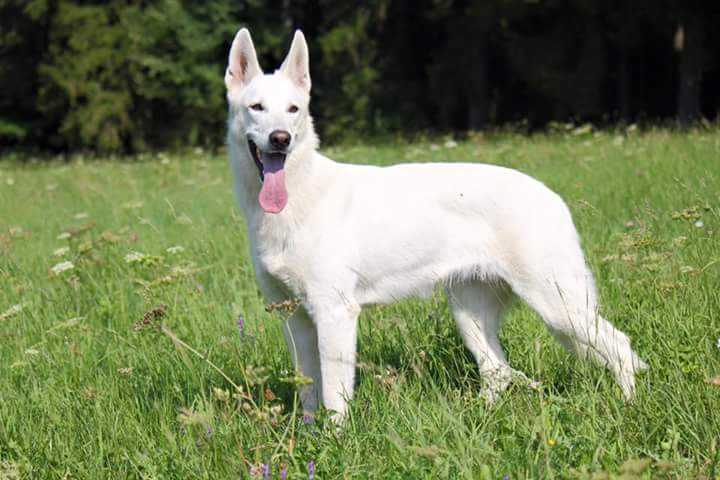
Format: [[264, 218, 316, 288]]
[[251, 238, 308, 299]]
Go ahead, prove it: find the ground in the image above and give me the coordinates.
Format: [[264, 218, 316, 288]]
[[1, 127, 719, 479]]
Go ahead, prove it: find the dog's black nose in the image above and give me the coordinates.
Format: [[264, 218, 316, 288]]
[[269, 130, 291, 150]]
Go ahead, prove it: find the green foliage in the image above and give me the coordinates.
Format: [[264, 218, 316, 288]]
[[38, 2, 134, 152], [34, 0, 240, 152], [0, 0, 719, 153], [316, 6, 381, 140]]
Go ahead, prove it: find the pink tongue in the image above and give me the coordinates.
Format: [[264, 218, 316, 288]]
[[258, 153, 288, 213]]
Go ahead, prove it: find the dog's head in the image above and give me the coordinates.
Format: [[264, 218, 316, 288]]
[[225, 29, 313, 214]]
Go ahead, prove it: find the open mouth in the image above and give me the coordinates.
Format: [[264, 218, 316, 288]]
[[247, 136, 288, 214]]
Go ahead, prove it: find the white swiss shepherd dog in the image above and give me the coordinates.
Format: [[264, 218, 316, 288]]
[[225, 28, 647, 423]]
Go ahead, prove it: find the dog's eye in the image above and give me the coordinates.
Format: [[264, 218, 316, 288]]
[[249, 103, 264, 111], [288, 105, 299, 113]]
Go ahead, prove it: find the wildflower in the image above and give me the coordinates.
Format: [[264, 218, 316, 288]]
[[122, 201, 144, 210], [25, 348, 40, 356], [166, 245, 185, 254], [265, 298, 301, 313], [280, 465, 288, 480], [444, 139, 458, 148], [57, 232, 71, 240], [262, 464, 270, 479], [176, 214, 193, 225], [0, 303, 24, 321], [212, 387, 230, 402], [716, 337, 720, 350], [205, 426, 214, 439], [125, 251, 163, 267], [176, 407, 211, 428], [117, 367, 133, 376], [694, 220, 704, 228], [236, 314, 245, 335], [547, 439, 556, 447], [51, 261, 75, 275], [308, 460, 315, 480], [124, 251, 145, 263], [302, 413, 314, 425], [53, 246, 70, 257], [48, 317, 84, 332], [74, 212, 89, 220], [133, 304, 167, 331]]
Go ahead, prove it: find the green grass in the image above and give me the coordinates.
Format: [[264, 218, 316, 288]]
[[1, 128, 719, 479]]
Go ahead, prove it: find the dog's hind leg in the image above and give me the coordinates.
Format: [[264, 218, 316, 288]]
[[446, 281, 521, 403], [511, 263, 647, 400]]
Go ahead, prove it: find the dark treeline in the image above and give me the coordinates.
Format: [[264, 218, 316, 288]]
[[1, 0, 719, 154]]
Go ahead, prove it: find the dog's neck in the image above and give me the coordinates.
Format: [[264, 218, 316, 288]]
[[229, 120, 329, 234]]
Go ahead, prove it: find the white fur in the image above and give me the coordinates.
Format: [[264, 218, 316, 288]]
[[226, 29, 647, 422]]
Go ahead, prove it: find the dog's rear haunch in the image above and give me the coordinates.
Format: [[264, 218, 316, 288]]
[[225, 28, 647, 423]]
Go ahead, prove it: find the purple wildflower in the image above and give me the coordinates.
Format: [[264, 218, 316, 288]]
[[280, 464, 288, 480], [236, 314, 245, 335], [262, 463, 270, 479], [302, 413, 314, 425], [503, 475, 509, 480], [205, 426, 214, 438], [308, 460, 315, 479]]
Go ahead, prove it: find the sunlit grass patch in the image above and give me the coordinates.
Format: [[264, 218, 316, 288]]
[[1, 129, 719, 478]]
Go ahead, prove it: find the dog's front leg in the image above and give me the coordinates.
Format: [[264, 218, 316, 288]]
[[283, 309, 322, 419], [310, 300, 360, 424]]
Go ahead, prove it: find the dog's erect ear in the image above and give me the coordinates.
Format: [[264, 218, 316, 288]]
[[225, 28, 262, 90], [280, 30, 311, 92]]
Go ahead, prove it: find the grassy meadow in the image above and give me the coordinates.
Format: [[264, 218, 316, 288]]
[[1, 128, 719, 479]]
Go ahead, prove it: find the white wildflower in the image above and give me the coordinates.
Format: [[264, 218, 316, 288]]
[[48, 316, 84, 332], [694, 220, 704, 228], [176, 214, 193, 225], [57, 232, 71, 240], [74, 212, 89, 220], [0, 304, 24, 321], [24, 348, 40, 356], [51, 261, 75, 275], [166, 246, 185, 254], [125, 251, 146, 264], [717, 338, 720, 350], [122, 201, 144, 210], [53, 246, 70, 257], [444, 140, 458, 149]]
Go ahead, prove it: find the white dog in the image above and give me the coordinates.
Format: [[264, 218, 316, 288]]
[[225, 29, 647, 422]]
